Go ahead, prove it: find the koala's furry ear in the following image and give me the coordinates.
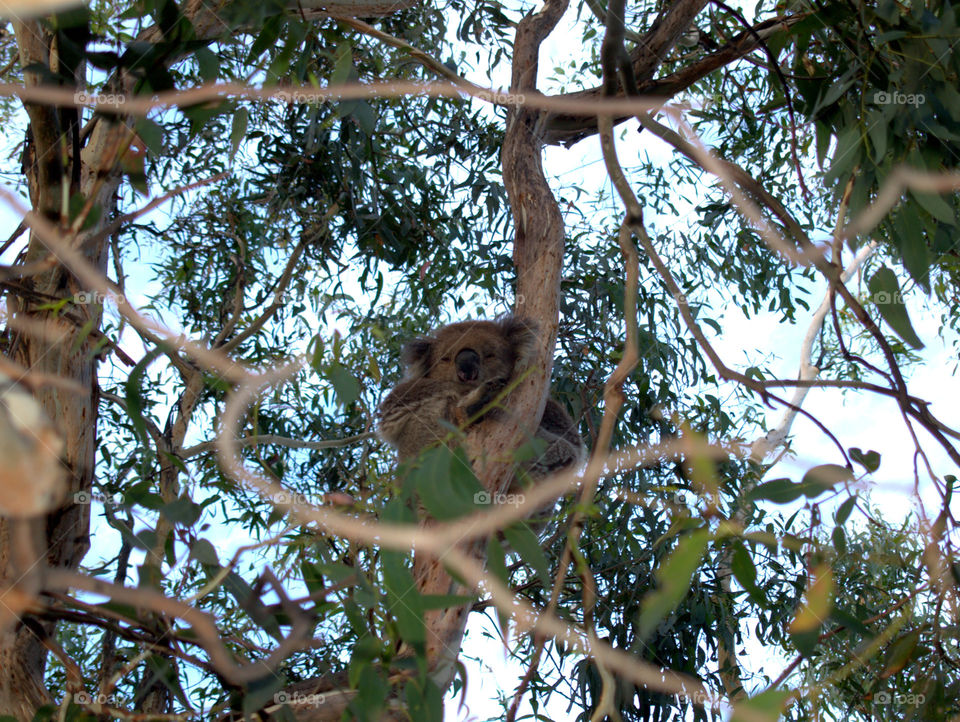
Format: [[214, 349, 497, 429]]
[[499, 315, 539, 367], [401, 336, 433, 377]]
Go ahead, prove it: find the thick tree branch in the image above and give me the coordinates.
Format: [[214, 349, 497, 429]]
[[138, 0, 421, 44], [631, 0, 711, 84], [542, 14, 804, 146], [411, 0, 572, 697]]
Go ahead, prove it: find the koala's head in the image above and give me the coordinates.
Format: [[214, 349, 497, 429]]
[[402, 316, 538, 386]]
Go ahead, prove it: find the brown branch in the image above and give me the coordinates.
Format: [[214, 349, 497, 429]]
[[414, 0, 574, 696], [632, 0, 711, 86], [709, 0, 809, 198], [329, 14, 465, 84], [648, 113, 960, 474], [33, 604, 226, 683], [0, 221, 26, 257], [80, 172, 230, 253], [181, 431, 372, 459], [636, 111, 809, 251], [542, 14, 806, 146], [629, 110, 960, 474], [591, 153, 850, 462], [0, 79, 670, 117], [136, 0, 420, 45], [218, 235, 308, 353], [42, 568, 315, 685]]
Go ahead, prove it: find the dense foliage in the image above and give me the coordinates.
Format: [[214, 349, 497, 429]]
[[1, 0, 958, 720]]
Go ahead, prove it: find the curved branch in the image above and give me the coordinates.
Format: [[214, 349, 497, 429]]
[[182, 432, 372, 459], [750, 241, 879, 462], [542, 14, 805, 146]]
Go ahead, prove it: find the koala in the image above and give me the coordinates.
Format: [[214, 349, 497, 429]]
[[377, 316, 584, 482]]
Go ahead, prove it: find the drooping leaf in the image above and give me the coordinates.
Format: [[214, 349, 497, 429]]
[[404, 676, 444, 722], [731, 541, 766, 606], [835, 495, 858, 524], [124, 348, 163, 446], [230, 106, 249, 161], [347, 664, 389, 722], [895, 204, 931, 292], [747, 478, 805, 504], [328, 362, 360, 406], [867, 266, 924, 348], [911, 190, 956, 224], [381, 550, 424, 646], [189, 538, 219, 566], [638, 529, 710, 639], [195, 45, 219, 82], [486, 535, 510, 634], [134, 117, 164, 157], [731, 689, 792, 722], [800, 464, 854, 497], [849, 447, 881, 473], [409, 446, 482, 520], [789, 563, 834, 636], [502, 522, 551, 588], [879, 630, 921, 678]]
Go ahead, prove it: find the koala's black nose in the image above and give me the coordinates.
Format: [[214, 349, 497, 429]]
[[455, 349, 480, 383]]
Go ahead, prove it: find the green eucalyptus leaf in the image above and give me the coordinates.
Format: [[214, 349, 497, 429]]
[[867, 267, 924, 348], [849, 447, 881, 472], [638, 529, 710, 639]]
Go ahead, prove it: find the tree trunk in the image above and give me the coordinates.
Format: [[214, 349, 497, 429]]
[[411, 0, 571, 699], [0, 23, 125, 715]]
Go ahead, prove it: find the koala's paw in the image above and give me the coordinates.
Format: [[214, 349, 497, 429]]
[[452, 402, 470, 427], [459, 379, 507, 419]]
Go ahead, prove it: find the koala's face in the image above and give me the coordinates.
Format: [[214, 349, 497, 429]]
[[429, 323, 516, 386], [402, 317, 537, 387]]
